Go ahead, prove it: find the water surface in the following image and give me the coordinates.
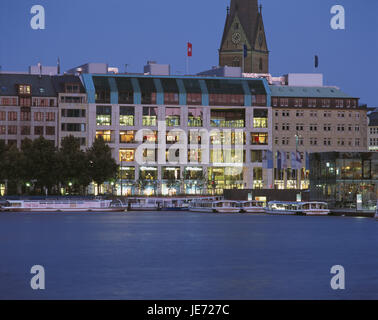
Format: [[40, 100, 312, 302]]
[[0, 211, 377, 299]]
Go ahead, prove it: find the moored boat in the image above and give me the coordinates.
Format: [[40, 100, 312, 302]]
[[298, 202, 330, 216], [213, 200, 241, 213], [2, 199, 125, 212], [265, 201, 300, 215], [189, 199, 240, 213], [239, 201, 265, 214], [127, 198, 162, 211]]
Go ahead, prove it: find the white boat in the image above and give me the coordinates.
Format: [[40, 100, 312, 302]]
[[213, 201, 241, 213], [375, 201, 378, 219], [298, 202, 330, 216], [265, 201, 301, 215], [189, 199, 240, 213], [2, 199, 125, 212], [189, 199, 215, 213], [162, 198, 190, 211], [127, 198, 163, 211], [239, 201, 265, 214]]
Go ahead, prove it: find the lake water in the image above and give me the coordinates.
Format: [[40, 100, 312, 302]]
[[0, 211, 377, 300]]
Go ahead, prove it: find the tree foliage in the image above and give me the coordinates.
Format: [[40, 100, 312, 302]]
[[0, 136, 119, 195]]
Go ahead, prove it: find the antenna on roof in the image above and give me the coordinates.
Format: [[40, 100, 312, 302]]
[[57, 57, 61, 75]]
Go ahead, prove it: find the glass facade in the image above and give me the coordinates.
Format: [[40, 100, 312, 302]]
[[310, 152, 378, 209]]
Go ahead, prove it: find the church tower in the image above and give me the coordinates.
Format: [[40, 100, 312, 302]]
[[219, 0, 269, 74]]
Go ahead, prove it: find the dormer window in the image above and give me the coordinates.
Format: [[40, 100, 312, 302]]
[[18, 85, 31, 95], [65, 83, 80, 93]]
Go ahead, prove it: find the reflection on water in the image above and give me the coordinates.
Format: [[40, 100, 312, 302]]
[[0, 211, 377, 299]]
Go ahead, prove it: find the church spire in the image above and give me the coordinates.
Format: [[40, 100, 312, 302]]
[[219, 0, 269, 73]]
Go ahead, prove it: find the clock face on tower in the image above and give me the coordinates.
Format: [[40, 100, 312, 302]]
[[232, 32, 241, 44]]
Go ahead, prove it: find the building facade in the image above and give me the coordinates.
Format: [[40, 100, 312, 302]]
[[219, 0, 269, 74], [53, 75, 89, 149], [270, 85, 368, 190], [81, 74, 273, 196], [368, 110, 378, 151], [0, 74, 59, 149], [310, 152, 378, 209]]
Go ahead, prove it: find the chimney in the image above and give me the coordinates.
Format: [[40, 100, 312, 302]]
[[38, 62, 42, 78]]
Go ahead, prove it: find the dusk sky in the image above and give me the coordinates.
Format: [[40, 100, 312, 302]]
[[0, 0, 377, 105]]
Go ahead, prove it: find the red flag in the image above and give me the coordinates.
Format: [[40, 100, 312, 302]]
[[187, 42, 192, 57]]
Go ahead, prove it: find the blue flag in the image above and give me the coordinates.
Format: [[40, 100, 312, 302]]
[[277, 151, 282, 169], [243, 44, 248, 58]]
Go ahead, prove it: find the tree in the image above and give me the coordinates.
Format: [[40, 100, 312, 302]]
[[3, 144, 24, 195], [21, 137, 58, 194], [0, 140, 7, 185], [87, 137, 118, 195], [57, 136, 91, 194]]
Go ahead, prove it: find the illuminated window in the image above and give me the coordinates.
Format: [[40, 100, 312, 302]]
[[96, 130, 113, 142], [188, 107, 203, 127], [96, 106, 112, 126], [251, 133, 268, 145], [120, 106, 134, 126], [120, 131, 135, 144], [18, 85, 31, 95], [143, 107, 157, 126], [166, 107, 181, 127], [119, 149, 135, 162]]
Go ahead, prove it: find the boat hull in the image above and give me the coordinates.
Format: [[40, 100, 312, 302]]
[[303, 210, 330, 216], [215, 208, 241, 214], [265, 210, 298, 215], [241, 208, 265, 214]]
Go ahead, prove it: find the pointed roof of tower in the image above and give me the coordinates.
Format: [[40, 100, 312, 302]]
[[221, 0, 260, 49]]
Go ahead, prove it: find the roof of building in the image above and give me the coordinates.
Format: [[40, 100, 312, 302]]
[[0, 74, 57, 97], [51, 75, 85, 93], [368, 112, 378, 126], [269, 85, 355, 99]]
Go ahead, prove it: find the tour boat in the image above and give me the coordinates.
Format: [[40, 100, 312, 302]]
[[265, 201, 301, 215], [2, 199, 125, 212], [162, 199, 190, 211], [189, 199, 240, 213], [297, 202, 330, 216], [127, 198, 163, 211], [239, 201, 265, 214]]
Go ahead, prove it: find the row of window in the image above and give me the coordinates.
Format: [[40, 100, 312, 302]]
[[96, 106, 268, 128], [274, 137, 362, 147], [118, 148, 270, 164], [275, 123, 361, 132], [276, 110, 361, 118], [0, 125, 55, 135], [0, 111, 56, 122], [272, 98, 358, 108], [96, 130, 269, 146]]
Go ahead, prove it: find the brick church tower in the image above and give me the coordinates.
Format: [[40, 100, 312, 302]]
[[219, 0, 269, 74]]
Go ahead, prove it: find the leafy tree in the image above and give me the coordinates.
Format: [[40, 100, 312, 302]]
[[21, 137, 58, 194], [3, 144, 24, 195], [87, 137, 118, 195], [0, 140, 8, 184], [57, 135, 91, 194]]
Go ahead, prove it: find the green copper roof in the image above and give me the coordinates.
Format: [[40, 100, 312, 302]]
[[269, 86, 354, 98]]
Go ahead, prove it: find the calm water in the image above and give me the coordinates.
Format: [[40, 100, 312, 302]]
[[0, 211, 377, 300]]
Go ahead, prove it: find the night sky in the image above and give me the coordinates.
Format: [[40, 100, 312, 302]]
[[0, 0, 377, 105]]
